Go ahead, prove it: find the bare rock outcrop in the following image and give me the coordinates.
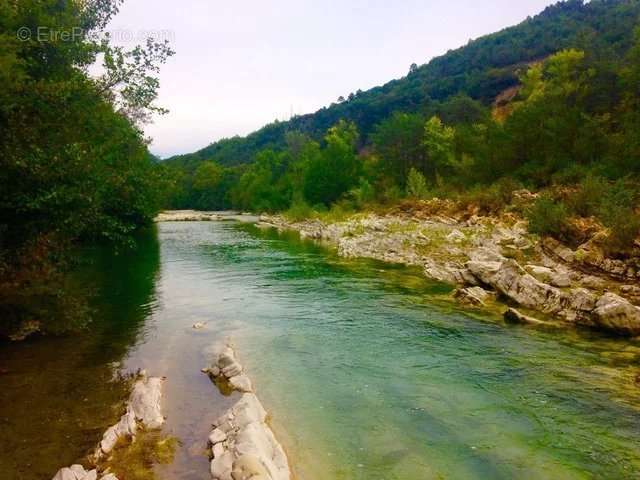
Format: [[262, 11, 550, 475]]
[[206, 346, 291, 480], [467, 258, 640, 335], [155, 210, 222, 222]]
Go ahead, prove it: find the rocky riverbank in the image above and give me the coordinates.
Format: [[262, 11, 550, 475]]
[[51, 372, 165, 480], [155, 210, 225, 222], [203, 345, 291, 480], [259, 210, 640, 336]]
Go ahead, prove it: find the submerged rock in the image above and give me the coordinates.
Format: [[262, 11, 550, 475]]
[[454, 287, 492, 306], [504, 308, 547, 326]]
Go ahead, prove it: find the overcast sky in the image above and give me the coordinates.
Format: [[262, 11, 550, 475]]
[[108, 0, 556, 158]]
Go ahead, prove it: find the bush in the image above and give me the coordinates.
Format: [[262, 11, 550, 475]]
[[567, 174, 608, 217], [459, 177, 521, 214], [349, 178, 375, 207], [597, 179, 640, 255], [526, 194, 570, 238], [406, 168, 429, 199], [284, 198, 314, 222], [601, 208, 640, 256]]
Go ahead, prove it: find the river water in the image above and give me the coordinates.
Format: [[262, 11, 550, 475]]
[[1, 220, 640, 479]]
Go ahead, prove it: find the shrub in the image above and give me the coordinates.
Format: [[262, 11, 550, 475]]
[[526, 194, 570, 238], [597, 179, 640, 255], [601, 208, 640, 256], [459, 177, 521, 214], [406, 168, 429, 199], [349, 178, 376, 207], [567, 174, 608, 217], [284, 198, 314, 222]]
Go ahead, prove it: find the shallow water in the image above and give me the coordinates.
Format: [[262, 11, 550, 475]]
[[1, 221, 640, 479]]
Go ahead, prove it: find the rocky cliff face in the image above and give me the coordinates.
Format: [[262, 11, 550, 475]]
[[260, 212, 640, 337]]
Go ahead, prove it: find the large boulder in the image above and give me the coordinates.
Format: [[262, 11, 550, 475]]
[[592, 293, 640, 336], [467, 259, 567, 315]]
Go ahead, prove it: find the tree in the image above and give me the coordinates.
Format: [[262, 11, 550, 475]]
[[406, 168, 429, 199], [303, 121, 360, 205], [423, 116, 455, 179], [371, 112, 426, 183]]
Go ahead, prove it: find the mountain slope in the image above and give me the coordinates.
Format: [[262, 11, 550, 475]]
[[166, 0, 640, 170]]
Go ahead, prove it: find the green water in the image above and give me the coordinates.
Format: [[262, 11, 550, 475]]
[[1, 221, 640, 479]]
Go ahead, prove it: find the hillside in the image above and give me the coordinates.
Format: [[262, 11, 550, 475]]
[[166, 0, 640, 170]]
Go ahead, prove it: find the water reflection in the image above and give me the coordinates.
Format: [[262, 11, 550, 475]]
[[0, 228, 161, 480]]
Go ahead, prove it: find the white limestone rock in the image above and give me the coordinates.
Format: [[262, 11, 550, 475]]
[[209, 428, 228, 445], [211, 451, 234, 480], [130, 375, 164, 429], [593, 293, 640, 336], [229, 374, 253, 393]]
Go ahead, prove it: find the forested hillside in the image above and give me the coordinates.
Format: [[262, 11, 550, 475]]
[[164, 0, 640, 261], [166, 0, 640, 169]]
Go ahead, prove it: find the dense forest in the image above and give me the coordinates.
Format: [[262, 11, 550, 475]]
[[165, 0, 640, 257], [0, 0, 173, 337]]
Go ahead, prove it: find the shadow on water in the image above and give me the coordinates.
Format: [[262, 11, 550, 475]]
[[0, 228, 161, 480]]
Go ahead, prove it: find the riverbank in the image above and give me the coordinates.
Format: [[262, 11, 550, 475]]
[[259, 205, 640, 337]]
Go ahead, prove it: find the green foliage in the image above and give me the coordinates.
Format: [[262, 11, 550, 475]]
[[0, 0, 173, 336], [303, 120, 360, 206], [405, 168, 429, 199], [371, 112, 426, 183], [526, 195, 570, 239], [423, 116, 456, 178]]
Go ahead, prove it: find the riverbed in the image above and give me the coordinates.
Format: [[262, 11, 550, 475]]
[[1, 220, 640, 479]]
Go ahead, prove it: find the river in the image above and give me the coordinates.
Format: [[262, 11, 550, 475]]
[[1, 220, 640, 479]]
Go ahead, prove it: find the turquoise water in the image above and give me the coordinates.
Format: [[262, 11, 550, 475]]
[[2, 220, 640, 479]]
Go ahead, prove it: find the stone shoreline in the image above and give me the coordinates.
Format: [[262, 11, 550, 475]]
[[203, 345, 291, 480], [259, 212, 640, 337]]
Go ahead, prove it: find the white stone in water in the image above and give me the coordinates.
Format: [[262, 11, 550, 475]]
[[232, 454, 271, 480], [222, 362, 243, 378], [209, 428, 227, 445], [100, 425, 120, 455], [218, 349, 237, 368], [130, 376, 164, 429], [212, 442, 225, 459], [211, 450, 234, 480], [114, 407, 137, 438], [232, 394, 267, 428], [229, 374, 253, 393]]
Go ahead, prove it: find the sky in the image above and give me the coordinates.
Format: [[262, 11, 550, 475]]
[[107, 0, 556, 158]]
